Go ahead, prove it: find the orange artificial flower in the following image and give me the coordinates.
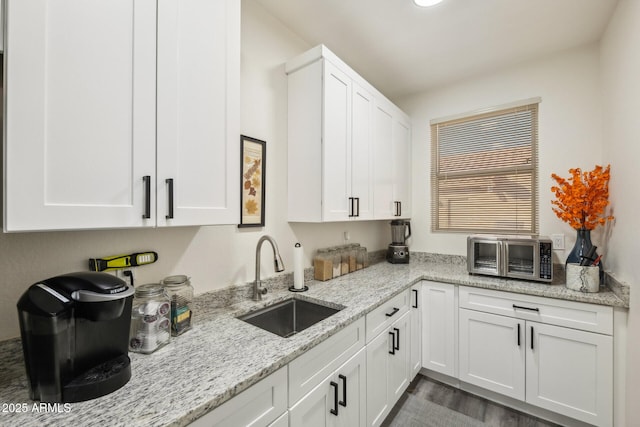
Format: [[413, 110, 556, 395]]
[[551, 165, 614, 230]]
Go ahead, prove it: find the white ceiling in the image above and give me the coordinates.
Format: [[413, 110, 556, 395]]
[[253, 0, 619, 100]]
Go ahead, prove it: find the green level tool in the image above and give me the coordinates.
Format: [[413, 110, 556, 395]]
[[89, 251, 158, 272]]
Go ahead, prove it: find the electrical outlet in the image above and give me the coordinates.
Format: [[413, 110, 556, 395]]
[[343, 231, 350, 241], [551, 234, 565, 250]]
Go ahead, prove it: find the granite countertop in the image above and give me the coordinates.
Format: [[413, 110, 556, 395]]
[[0, 255, 629, 427]]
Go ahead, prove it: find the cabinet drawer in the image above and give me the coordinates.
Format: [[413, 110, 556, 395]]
[[459, 286, 613, 335], [366, 289, 410, 343], [288, 317, 365, 405]]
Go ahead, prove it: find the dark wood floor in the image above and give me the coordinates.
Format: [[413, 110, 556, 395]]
[[382, 374, 562, 427]]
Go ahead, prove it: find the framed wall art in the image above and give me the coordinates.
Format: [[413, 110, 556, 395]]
[[239, 135, 266, 227]]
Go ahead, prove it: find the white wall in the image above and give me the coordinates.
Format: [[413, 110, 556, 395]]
[[599, 1, 640, 425], [0, 0, 388, 341], [397, 45, 605, 263]]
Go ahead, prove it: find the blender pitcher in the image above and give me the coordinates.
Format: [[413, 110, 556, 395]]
[[390, 220, 411, 245]]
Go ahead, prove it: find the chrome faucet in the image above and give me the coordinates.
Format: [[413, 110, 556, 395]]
[[253, 235, 285, 301]]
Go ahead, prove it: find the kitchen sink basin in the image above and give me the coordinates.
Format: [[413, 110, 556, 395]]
[[237, 298, 342, 338]]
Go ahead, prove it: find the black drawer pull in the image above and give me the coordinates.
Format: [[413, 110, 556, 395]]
[[385, 307, 400, 317], [389, 330, 396, 355], [355, 197, 360, 217], [338, 374, 347, 407], [166, 178, 174, 219], [348, 197, 354, 217], [517, 323, 521, 347], [513, 304, 539, 312], [393, 327, 400, 350], [531, 326, 534, 350], [142, 176, 151, 219], [330, 381, 339, 415], [412, 289, 418, 308]]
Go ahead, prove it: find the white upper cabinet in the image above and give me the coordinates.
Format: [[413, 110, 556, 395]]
[[372, 99, 411, 219], [286, 45, 409, 222], [4, 0, 157, 231], [3, 0, 239, 231], [156, 0, 240, 227]]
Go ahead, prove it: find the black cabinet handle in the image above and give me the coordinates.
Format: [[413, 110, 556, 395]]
[[389, 330, 396, 355], [330, 381, 339, 415], [355, 197, 360, 217], [142, 176, 151, 219], [398, 201, 402, 216], [531, 326, 534, 350], [348, 197, 354, 217], [394, 327, 400, 350], [385, 307, 400, 317], [412, 289, 418, 308], [517, 323, 521, 347], [513, 304, 539, 313], [165, 178, 174, 219], [338, 374, 347, 407]]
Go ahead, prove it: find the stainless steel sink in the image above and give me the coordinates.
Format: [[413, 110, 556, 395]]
[[237, 298, 342, 338]]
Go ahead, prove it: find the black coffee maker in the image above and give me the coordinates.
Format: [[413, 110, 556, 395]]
[[17, 272, 134, 403]]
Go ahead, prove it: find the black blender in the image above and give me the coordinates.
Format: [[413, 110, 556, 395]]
[[387, 219, 411, 264]]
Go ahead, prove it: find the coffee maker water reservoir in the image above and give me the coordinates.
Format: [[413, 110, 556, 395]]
[[17, 272, 134, 403]]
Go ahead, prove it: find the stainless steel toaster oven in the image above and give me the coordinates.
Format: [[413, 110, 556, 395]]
[[467, 235, 553, 282]]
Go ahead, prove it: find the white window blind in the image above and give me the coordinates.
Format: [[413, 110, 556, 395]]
[[431, 100, 540, 234]]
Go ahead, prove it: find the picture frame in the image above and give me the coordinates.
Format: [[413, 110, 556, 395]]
[[239, 135, 266, 227]]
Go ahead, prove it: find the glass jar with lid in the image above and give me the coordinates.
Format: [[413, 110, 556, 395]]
[[161, 275, 194, 336], [129, 283, 171, 354]]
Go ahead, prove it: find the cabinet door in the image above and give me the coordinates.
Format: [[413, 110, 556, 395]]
[[290, 348, 366, 427], [526, 322, 613, 427], [366, 326, 392, 427], [4, 0, 157, 231], [388, 311, 411, 404], [459, 309, 525, 400], [410, 284, 422, 379], [335, 348, 367, 427], [322, 61, 352, 221], [289, 377, 335, 427], [372, 100, 394, 219], [392, 115, 411, 218], [422, 281, 457, 377], [350, 83, 373, 220], [156, 0, 240, 226]]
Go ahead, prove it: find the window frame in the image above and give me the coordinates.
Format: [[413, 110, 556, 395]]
[[430, 98, 541, 234]]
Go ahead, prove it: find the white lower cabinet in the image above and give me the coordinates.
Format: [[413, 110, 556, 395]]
[[458, 286, 614, 427], [289, 348, 367, 427], [421, 281, 457, 377], [459, 308, 525, 399], [366, 310, 411, 427], [409, 283, 422, 379], [189, 366, 287, 427], [525, 321, 613, 426]]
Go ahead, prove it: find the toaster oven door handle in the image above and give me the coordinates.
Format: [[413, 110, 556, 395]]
[[71, 286, 135, 302], [497, 241, 505, 276]]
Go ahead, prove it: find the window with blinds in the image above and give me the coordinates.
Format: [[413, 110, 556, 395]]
[[431, 99, 540, 234]]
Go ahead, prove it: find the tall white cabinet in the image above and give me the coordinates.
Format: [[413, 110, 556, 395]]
[[286, 45, 410, 222], [3, 0, 239, 231]]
